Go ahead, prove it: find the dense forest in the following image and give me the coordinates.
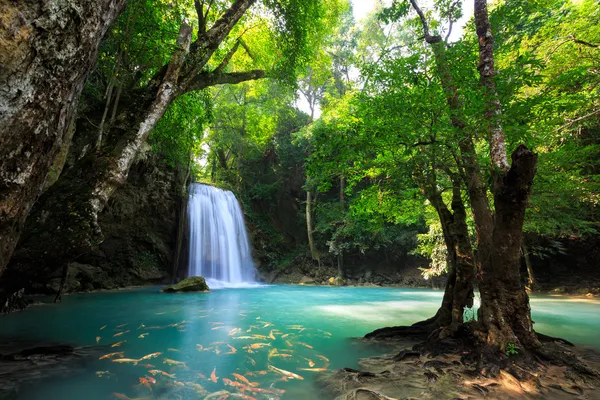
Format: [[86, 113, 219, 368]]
[[1, 0, 600, 399]]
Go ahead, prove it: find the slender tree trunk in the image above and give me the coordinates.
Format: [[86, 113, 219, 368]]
[[306, 191, 321, 267], [337, 175, 345, 278], [522, 240, 535, 287], [366, 175, 475, 338], [0, 0, 126, 277]]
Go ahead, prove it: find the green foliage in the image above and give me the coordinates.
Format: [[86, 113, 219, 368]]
[[506, 343, 519, 357]]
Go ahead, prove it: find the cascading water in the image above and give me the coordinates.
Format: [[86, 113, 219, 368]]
[[187, 183, 256, 287]]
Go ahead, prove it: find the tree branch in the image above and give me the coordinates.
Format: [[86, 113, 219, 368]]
[[239, 37, 256, 60], [216, 40, 241, 72], [409, 0, 441, 44], [182, 0, 257, 88], [185, 70, 265, 92], [195, 0, 206, 34]]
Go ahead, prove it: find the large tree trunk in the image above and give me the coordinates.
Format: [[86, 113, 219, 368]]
[[477, 146, 538, 348], [0, 0, 125, 276], [473, 0, 539, 350]]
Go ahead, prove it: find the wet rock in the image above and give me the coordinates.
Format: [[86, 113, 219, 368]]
[[0, 289, 29, 315], [423, 360, 451, 371], [393, 350, 421, 362], [471, 383, 489, 395], [299, 276, 314, 285], [328, 276, 346, 286], [161, 276, 209, 292], [424, 370, 438, 383]]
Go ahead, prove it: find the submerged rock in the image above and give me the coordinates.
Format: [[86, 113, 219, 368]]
[[161, 277, 209, 293]]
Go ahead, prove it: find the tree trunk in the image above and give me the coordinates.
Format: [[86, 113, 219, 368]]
[[0, 0, 126, 276], [522, 240, 535, 287], [426, 175, 475, 332], [337, 175, 345, 278], [306, 191, 321, 267], [366, 174, 475, 339], [473, 0, 539, 350], [476, 146, 539, 349]]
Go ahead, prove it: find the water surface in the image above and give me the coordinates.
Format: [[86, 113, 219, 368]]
[[2, 286, 599, 399]]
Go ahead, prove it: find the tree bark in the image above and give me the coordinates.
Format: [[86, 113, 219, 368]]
[[0, 0, 126, 277], [337, 175, 345, 278], [306, 191, 321, 267], [473, 0, 539, 350]]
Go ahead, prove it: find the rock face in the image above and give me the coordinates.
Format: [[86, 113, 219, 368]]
[[2, 152, 186, 294], [161, 277, 209, 292]]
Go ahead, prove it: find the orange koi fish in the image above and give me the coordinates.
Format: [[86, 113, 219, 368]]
[[139, 377, 152, 391], [225, 344, 237, 354], [148, 369, 176, 378], [317, 355, 330, 362], [111, 341, 126, 347], [246, 387, 284, 395], [268, 331, 276, 340], [111, 393, 130, 400], [145, 376, 156, 384], [281, 333, 291, 338], [205, 390, 230, 400], [99, 352, 124, 360], [228, 328, 241, 336], [232, 373, 259, 387], [138, 333, 149, 339], [116, 323, 128, 328], [96, 336, 101, 343], [251, 334, 268, 340], [285, 340, 293, 347], [249, 343, 271, 349], [211, 367, 218, 383], [295, 342, 313, 349], [246, 356, 256, 366], [196, 344, 204, 351], [100, 325, 107, 331], [318, 329, 332, 337], [113, 330, 130, 337], [304, 358, 315, 367], [139, 364, 155, 368], [163, 358, 187, 367], [256, 370, 267, 375], [167, 348, 180, 352], [197, 372, 207, 379], [262, 321, 274, 327], [222, 378, 246, 389], [139, 352, 161, 361], [297, 367, 328, 372], [268, 364, 304, 380], [112, 358, 140, 364]]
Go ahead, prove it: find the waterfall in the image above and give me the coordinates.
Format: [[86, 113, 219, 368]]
[[187, 183, 256, 287]]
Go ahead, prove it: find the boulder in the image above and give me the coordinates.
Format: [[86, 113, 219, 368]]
[[161, 277, 209, 293]]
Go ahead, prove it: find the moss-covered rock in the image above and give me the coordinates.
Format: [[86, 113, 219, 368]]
[[161, 277, 209, 293]]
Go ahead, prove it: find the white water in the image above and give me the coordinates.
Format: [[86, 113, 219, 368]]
[[187, 183, 257, 287]]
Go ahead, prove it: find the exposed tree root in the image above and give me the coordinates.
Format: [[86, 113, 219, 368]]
[[350, 321, 600, 399]]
